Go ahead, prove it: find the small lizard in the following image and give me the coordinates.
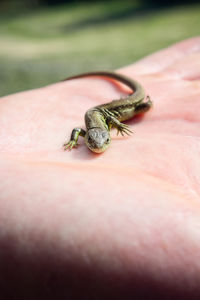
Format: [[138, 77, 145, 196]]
[[63, 71, 152, 153]]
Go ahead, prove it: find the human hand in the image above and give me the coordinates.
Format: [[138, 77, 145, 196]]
[[0, 37, 200, 299]]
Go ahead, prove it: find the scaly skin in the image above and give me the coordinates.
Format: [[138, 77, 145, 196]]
[[62, 71, 152, 153]]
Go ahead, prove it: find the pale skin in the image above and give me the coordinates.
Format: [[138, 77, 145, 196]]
[[0, 37, 200, 299]]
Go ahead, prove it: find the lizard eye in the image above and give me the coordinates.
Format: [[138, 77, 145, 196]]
[[106, 138, 109, 143]]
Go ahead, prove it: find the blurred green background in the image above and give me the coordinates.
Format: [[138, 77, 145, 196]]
[[0, 0, 200, 97]]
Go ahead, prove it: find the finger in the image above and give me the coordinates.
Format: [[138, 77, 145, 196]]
[[121, 37, 200, 76]]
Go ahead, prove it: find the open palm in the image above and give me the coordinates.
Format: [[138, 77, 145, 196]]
[[0, 37, 200, 299]]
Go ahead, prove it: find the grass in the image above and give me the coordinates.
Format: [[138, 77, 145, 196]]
[[0, 0, 200, 96]]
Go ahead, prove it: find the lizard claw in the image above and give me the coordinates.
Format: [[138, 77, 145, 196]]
[[117, 123, 133, 136], [63, 140, 78, 151]]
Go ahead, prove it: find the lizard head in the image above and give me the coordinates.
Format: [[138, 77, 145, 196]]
[[85, 128, 111, 153]]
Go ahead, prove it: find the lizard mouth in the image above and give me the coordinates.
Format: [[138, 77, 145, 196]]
[[87, 142, 109, 153], [89, 147, 106, 154]]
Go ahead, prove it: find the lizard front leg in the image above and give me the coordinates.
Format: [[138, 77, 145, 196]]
[[107, 116, 133, 136], [103, 96, 152, 136], [63, 128, 86, 150]]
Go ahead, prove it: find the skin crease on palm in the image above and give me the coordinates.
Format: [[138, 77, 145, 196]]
[[0, 37, 200, 299]]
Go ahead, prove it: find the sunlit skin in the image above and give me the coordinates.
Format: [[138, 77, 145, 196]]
[[0, 37, 200, 299]]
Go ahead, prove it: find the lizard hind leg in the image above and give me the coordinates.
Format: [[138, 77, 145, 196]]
[[134, 95, 153, 115]]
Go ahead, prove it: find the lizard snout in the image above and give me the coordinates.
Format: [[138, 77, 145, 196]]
[[85, 128, 110, 153]]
